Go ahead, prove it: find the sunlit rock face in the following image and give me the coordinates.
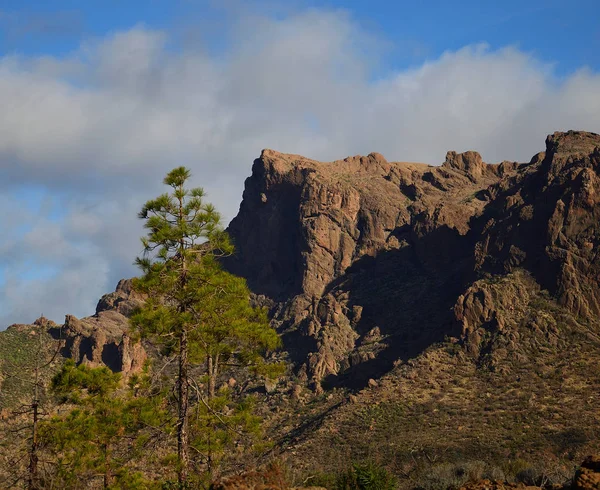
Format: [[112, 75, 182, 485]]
[[227, 131, 600, 388]]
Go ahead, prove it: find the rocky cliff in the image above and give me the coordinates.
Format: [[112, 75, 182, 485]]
[[57, 278, 147, 375], [223, 132, 600, 482], [0, 279, 146, 409], [2, 130, 600, 487], [226, 131, 600, 392]]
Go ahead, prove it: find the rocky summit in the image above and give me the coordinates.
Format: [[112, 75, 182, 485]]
[[226, 130, 600, 387], [2, 130, 600, 487]]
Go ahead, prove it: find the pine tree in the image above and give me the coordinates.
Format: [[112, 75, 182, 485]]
[[0, 319, 62, 490], [131, 167, 281, 485], [41, 360, 124, 488], [39, 360, 166, 489]]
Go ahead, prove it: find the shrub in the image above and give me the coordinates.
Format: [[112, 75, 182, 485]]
[[414, 462, 467, 490], [413, 461, 502, 490], [501, 458, 531, 482], [335, 462, 397, 490]]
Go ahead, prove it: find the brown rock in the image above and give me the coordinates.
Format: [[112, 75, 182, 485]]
[[475, 131, 600, 320], [573, 455, 600, 490], [119, 333, 147, 377], [57, 281, 147, 376], [95, 278, 144, 317], [443, 150, 487, 182], [228, 131, 600, 387], [264, 378, 278, 394], [226, 144, 519, 386]]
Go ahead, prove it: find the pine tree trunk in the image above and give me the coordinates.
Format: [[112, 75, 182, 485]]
[[207, 354, 215, 400], [27, 398, 38, 490], [206, 353, 216, 479], [28, 337, 41, 490], [177, 185, 190, 485], [103, 445, 113, 489], [178, 329, 190, 485]]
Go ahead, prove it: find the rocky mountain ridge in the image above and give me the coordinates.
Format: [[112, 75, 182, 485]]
[[226, 131, 600, 392], [3, 130, 600, 392], [2, 130, 600, 487], [0, 279, 146, 409]]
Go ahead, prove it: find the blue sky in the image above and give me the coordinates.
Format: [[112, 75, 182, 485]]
[[2, 1, 598, 73], [0, 0, 599, 327]]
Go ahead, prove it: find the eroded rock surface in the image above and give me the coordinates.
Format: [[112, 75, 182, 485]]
[[474, 131, 600, 320], [52, 279, 146, 376], [573, 455, 600, 490], [227, 131, 600, 389]]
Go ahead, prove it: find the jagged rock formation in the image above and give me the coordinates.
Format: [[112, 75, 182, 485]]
[[573, 455, 600, 490], [227, 131, 600, 391], [0, 279, 146, 397], [2, 130, 600, 487], [54, 279, 146, 375], [223, 131, 600, 483], [55, 279, 145, 374], [474, 132, 600, 316], [226, 144, 518, 387]]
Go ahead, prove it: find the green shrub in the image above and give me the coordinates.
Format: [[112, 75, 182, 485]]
[[501, 458, 531, 482], [308, 472, 338, 488], [335, 462, 397, 490]]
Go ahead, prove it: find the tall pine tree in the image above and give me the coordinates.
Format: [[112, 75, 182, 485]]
[[131, 167, 280, 485]]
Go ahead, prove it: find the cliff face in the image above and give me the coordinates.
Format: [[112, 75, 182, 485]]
[[21, 130, 596, 393], [0, 279, 146, 399], [54, 279, 147, 376], [474, 132, 600, 315], [228, 149, 509, 299], [3, 131, 600, 483], [227, 131, 600, 389]]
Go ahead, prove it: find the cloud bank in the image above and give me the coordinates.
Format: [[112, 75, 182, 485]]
[[0, 8, 599, 327]]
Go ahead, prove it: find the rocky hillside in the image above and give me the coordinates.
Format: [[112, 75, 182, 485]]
[[227, 131, 600, 389], [0, 279, 146, 411], [223, 131, 600, 483], [2, 130, 600, 488]]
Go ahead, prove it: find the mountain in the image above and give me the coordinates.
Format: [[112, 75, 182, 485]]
[[224, 130, 600, 481], [226, 131, 600, 385], [2, 130, 600, 487]]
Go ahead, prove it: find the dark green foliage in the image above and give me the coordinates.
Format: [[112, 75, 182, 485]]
[[39, 360, 167, 489], [130, 166, 281, 372], [132, 253, 281, 377], [335, 463, 397, 490], [0, 326, 60, 409], [131, 166, 282, 484], [51, 359, 120, 400], [190, 391, 267, 471]]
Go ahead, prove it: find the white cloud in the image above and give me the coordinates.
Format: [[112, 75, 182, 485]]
[[0, 8, 599, 327]]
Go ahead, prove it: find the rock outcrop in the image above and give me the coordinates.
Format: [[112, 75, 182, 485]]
[[3, 130, 600, 486], [226, 146, 518, 387], [573, 455, 600, 490], [474, 131, 600, 319], [52, 279, 146, 376], [227, 131, 600, 389]]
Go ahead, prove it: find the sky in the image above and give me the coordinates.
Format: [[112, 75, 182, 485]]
[[0, 0, 599, 328]]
